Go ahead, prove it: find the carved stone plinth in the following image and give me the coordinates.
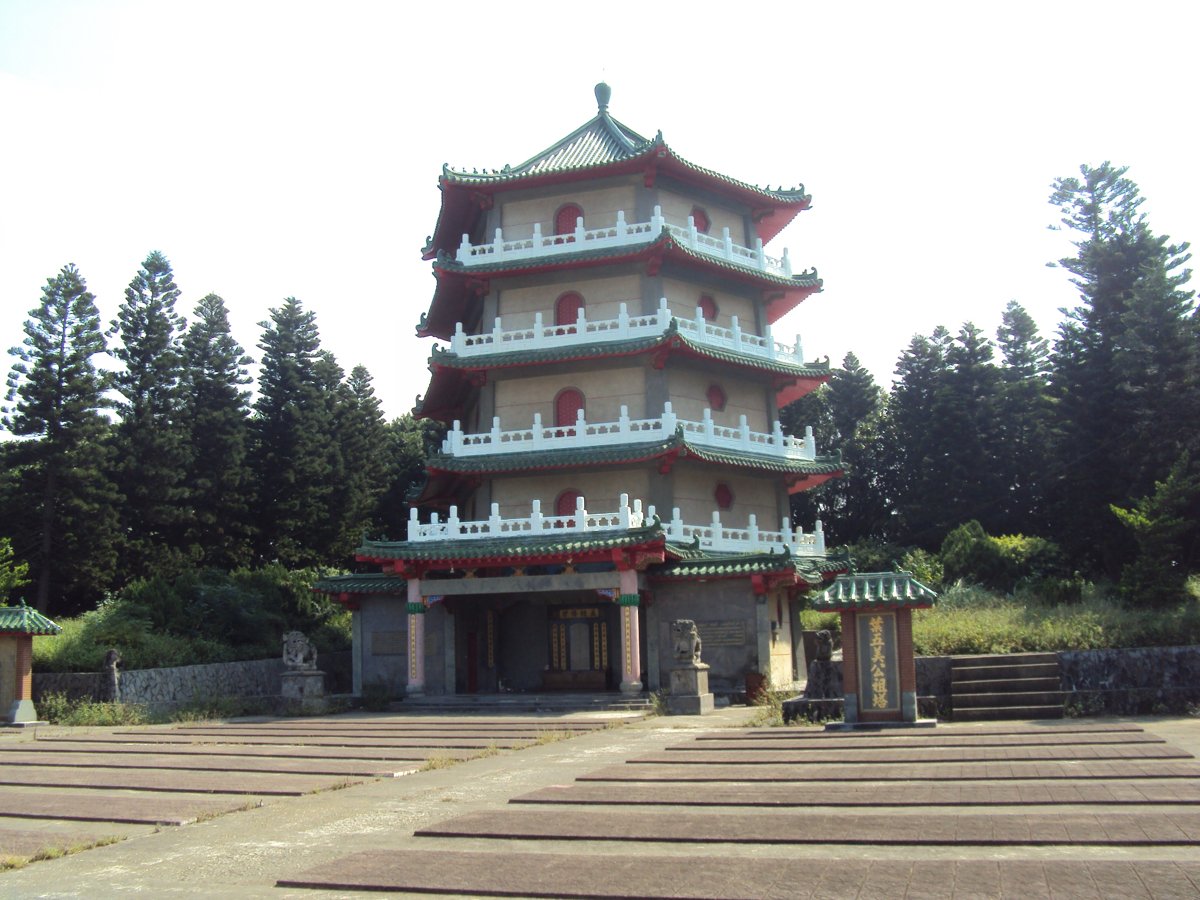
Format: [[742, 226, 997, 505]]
[[281, 670, 327, 714], [666, 662, 714, 715]]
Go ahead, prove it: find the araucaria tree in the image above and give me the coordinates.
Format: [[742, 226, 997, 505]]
[[1047, 163, 1198, 575], [4, 265, 121, 613], [182, 293, 255, 568], [109, 251, 193, 578], [251, 298, 343, 566]]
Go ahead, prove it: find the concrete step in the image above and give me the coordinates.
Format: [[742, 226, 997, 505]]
[[952, 676, 1061, 694], [394, 693, 654, 714], [951, 663, 1060, 682], [952, 652, 1059, 669], [954, 690, 1065, 709], [953, 705, 1065, 722]]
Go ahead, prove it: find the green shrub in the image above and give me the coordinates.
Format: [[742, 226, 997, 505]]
[[940, 521, 1066, 592], [38, 692, 149, 726], [898, 548, 944, 587]]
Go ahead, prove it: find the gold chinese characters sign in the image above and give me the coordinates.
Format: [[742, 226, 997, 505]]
[[856, 610, 899, 713]]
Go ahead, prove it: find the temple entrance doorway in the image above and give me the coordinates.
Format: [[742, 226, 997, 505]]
[[544, 605, 613, 691]]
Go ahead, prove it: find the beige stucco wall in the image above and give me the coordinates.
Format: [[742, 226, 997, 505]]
[[496, 274, 641, 329], [490, 469, 652, 519], [661, 278, 758, 331], [671, 469, 781, 529], [656, 189, 745, 243], [493, 367, 647, 428], [501, 185, 638, 240], [666, 369, 770, 432]]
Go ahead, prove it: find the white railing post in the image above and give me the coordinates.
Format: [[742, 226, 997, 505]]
[[458, 234, 473, 260], [533, 312, 544, 347], [619, 493, 630, 528], [532, 413, 544, 449], [755, 237, 766, 271], [619, 404, 630, 436], [671, 508, 685, 541], [489, 503, 502, 533], [695, 306, 706, 331], [793, 524, 804, 552], [532, 222, 543, 250], [722, 226, 733, 260], [657, 296, 669, 326], [805, 425, 816, 459], [574, 216, 586, 244], [632, 498, 643, 527], [452, 322, 465, 354], [739, 415, 750, 449], [490, 417, 501, 447], [617, 302, 629, 336], [661, 401, 677, 433], [616, 210, 627, 238], [687, 215, 698, 249], [748, 514, 759, 544], [815, 519, 825, 555], [449, 420, 463, 454], [651, 205, 664, 231], [530, 499, 543, 534], [731, 315, 742, 351], [576, 304, 587, 333], [703, 407, 714, 439], [772, 420, 785, 451], [448, 505, 460, 535], [763, 323, 775, 359], [795, 334, 804, 361], [576, 495, 588, 529], [492, 316, 503, 344], [576, 408, 586, 441], [493, 227, 504, 254], [782, 247, 792, 277], [409, 507, 420, 539]]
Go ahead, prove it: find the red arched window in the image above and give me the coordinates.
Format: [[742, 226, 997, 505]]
[[697, 294, 718, 321], [691, 206, 711, 234], [706, 383, 727, 412], [554, 388, 585, 430], [555, 292, 584, 328], [714, 482, 734, 511], [555, 489, 583, 519], [555, 203, 583, 236]]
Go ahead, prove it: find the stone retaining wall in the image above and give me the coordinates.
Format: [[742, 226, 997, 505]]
[[1058, 645, 1200, 715], [34, 657, 284, 710]]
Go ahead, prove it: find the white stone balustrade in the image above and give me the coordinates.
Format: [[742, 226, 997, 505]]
[[457, 206, 795, 279], [448, 297, 805, 367], [405, 495, 826, 557], [407, 493, 647, 542], [664, 509, 826, 557], [441, 403, 817, 462]]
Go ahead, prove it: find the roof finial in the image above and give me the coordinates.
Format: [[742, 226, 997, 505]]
[[595, 82, 611, 114]]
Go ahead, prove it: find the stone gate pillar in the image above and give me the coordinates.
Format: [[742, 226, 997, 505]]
[[618, 568, 642, 694], [406, 579, 426, 697]]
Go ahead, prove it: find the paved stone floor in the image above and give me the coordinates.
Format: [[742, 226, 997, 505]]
[[0, 711, 1197, 898]]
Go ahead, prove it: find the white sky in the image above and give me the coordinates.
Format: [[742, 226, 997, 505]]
[[2, 1, 1196, 420]]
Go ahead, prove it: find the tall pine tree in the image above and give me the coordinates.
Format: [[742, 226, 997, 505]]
[[251, 298, 342, 566], [109, 251, 193, 579], [1047, 163, 1197, 574], [4, 265, 121, 613], [181, 293, 255, 569]]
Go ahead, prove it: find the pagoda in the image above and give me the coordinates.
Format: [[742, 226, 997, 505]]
[[317, 84, 846, 699]]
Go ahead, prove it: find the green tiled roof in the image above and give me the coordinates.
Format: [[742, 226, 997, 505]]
[[651, 547, 829, 584], [358, 520, 665, 563], [313, 573, 409, 595], [429, 323, 832, 379], [810, 571, 938, 611], [423, 432, 842, 478], [0, 601, 62, 635]]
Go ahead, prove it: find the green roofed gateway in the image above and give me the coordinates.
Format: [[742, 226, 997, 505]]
[[316, 85, 848, 699]]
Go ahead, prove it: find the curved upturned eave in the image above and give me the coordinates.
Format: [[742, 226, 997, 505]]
[[419, 233, 821, 341], [424, 142, 812, 260]]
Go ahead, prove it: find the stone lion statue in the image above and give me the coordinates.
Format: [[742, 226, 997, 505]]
[[282, 630, 318, 670], [813, 629, 833, 661], [671, 619, 702, 664]]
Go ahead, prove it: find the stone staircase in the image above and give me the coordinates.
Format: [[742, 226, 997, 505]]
[[393, 692, 654, 715], [951, 652, 1065, 721]]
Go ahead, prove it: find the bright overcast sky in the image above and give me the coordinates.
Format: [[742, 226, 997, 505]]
[[1, 1, 1196, 420]]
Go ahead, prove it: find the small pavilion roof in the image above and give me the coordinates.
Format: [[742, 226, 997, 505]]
[[810, 571, 938, 612], [425, 84, 811, 258], [0, 600, 62, 636], [651, 547, 847, 585]]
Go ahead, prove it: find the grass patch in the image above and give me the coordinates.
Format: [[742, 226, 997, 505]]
[[420, 755, 462, 771], [746, 689, 787, 728], [166, 694, 273, 724], [529, 730, 573, 746], [37, 692, 149, 727], [0, 836, 123, 871]]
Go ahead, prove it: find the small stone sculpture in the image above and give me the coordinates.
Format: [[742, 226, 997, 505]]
[[671, 619, 702, 664], [806, 630, 839, 699], [101, 648, 121, 702], [813, 629, 833, 662], [282, 631, 318, 671]]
